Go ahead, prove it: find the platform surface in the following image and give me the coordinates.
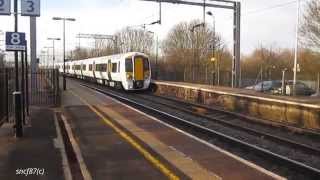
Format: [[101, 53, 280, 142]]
[[61, 79, 284, 180], [0, 108, 65, 180], [155, 80, 320, 106]]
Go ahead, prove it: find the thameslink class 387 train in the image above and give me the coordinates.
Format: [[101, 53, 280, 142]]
[[57, 52, 151, 91]]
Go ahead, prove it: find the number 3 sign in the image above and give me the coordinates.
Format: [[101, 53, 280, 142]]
[[21, 0, 40, 17]]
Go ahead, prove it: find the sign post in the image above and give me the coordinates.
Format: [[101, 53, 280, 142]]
[[1, 0, 40, 138], [6, 31, 26, 137], [21, 0, 40, 98]]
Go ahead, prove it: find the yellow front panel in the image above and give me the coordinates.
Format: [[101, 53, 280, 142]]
[[134, 57, 144, 80]]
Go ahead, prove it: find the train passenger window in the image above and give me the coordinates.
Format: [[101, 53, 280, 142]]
[[112, 63, 117, 73], [125, 58, 133, 72], [143, 58, 149, 71], [89, 64, 92, 71], [101, 64, 107, 72], [118, 62, 120, 72], [82, 65, 86, 71], [96, 64, 107, 71]]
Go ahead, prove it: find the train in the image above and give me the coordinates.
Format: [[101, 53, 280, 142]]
[[56, 52, 151, 91]]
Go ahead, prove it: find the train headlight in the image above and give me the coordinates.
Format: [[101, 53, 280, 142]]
[[126, 73, 133, 80], [144, 71, 150, 79]]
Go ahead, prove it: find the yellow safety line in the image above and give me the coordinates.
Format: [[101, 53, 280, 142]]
[[69, 90, 180, 180]]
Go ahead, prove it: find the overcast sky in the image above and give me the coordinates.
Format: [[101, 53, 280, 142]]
[[0, 0, 311, 62]]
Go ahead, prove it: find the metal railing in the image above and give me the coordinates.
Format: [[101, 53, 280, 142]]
[[30, 69, 60, 106], [0, 68, 15, 124], [0, 68, 60, 127]]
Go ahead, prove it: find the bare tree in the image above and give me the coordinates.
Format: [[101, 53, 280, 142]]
[[114, 27, 154, 54], [161, 20, 225, 83], [73, 47, 89, 60], [300, 0, 320, 51]]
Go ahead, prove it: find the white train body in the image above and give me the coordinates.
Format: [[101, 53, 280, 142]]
[[57, 52, 151, 91]]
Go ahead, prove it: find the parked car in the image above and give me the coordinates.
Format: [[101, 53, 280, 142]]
[[246, 80, 315, 96], [285, 81, 315, 96], [245, 80, 282, 94]]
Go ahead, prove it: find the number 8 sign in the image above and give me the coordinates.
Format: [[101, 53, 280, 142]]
[[6, 32, 26, 51], [21, 0, 40, 17]]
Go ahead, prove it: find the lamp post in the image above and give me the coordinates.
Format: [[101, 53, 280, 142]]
[[43, 46, 53, 68], [211, 57, 216, 85], [293, 0, 300, 96], [40, 50, 46, 67], [207, 11, 218, 86], [147, 31, 159, 80], [47, 38, 61, 69], [282, 68, 288, 95], [52, 17, 76, 91], [190, 23, 204, 82]]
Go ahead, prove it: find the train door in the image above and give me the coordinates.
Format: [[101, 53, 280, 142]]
[[108, 59, 112, 81], [93, 61, 96, 81], [134, 57, 144, 81], [80, 63, 83, 79]]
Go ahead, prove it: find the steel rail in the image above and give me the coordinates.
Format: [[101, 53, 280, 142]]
[[134, 93, 320, 156]]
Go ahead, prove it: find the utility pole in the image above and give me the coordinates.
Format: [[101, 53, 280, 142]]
[[47, 38, 61, 69], [233, 1, 241, 88], [317, 72, 320, 95], [207, 11, 216, 85], [30, 17, 37, 94], [53, 17, 76, 91], [140, 0, 241, 88], [203, 0, 206, 25], [13, 0, 23, 137], [293, 0, 300, 96], [147, 31, 159, 80], [190, 23, 203, 82], [14, 0, 19, 90], [282, 68, 287, 95]]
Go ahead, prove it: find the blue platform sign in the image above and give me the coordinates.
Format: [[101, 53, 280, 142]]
[[5, 32, 26, 51]]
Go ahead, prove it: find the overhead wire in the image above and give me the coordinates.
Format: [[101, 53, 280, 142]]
[[243, 0, 307, 16]]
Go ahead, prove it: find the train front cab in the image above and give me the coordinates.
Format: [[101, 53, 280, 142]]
[[125, 55, 150, 90]]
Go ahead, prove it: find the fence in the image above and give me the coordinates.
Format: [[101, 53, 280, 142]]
[[30, 69, 60, 106], [0, 68, 7, 124], [157, 65, 232, 87], [0, 68, 15, 124], [0, 68, 60, 126]]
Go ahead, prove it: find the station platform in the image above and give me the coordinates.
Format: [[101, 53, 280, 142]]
[[153, 81, 320, 131], [0, 107, 66, 180], [58, 79, 284, 180], [154, 80, 320, 105]]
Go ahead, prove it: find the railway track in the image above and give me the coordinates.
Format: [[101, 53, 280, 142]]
[[78, 81, 320, 179], [134, 93, 320, 154]]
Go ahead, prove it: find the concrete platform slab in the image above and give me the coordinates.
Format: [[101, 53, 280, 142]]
[[62, 79, 285, 180], [153, 81, 320, 131], [0, 107, 65, 180], [61, 82, 184, 180]]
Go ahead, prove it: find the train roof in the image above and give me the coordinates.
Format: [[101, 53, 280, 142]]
[[67, 52, 148, 63]]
